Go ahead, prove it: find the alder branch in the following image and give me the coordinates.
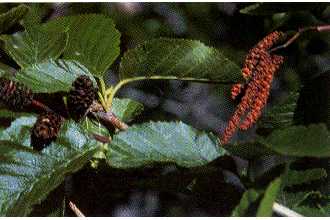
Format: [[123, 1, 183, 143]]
[[31, 99, 56, 113], [89, 101, 129, 131], [92, 133, 112, 143], [269, 24, 330, 53]]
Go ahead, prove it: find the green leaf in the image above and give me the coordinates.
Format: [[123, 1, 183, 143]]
[[294, 206, 329, 217], [226, 124, 330, 159], [107, 121, 226, 168], [278, 190, 330, 216], [0, 109, 35, 119], [286, 168, 327, 187], [112, 98, 144, 122], [16, 59, 97, 93], [0, 116, 101, 216], [258, 92, 299, 130], [256, 177, 282, 216], [0, 116, 36, 146], [42, 14, 121, 77], [0, 4, 29, 34], [278, 190, 326, 209], [119, 38, 243, 83], [0, 27, 68, 68], [28, 185, 65, 217], [240, 3, 319, 15], [231, 189, 260, 217], [81, 117, 109, 137], [21, 4, 52, 29], [261, 124, 330, 158], [223, 142, 278, 160]]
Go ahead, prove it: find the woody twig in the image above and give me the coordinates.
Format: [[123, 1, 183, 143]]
[[89, 101, 129, 131], [269, 24, 330, 53]]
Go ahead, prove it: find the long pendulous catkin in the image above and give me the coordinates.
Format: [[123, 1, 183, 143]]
[[222, 31, 285, 144]]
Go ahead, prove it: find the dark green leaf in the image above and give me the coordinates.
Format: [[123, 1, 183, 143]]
[[107, 121, 226, 168], [16, 59, 97, 93], [0, 4, 29, 33], [278, 190, 330, 216], [0, 116, 101, 216], [119, 38, 243, 83], [28, 185, 65, 217], [223, 142, 278, 160], [286, 168, 327, 187], [261, 124, 330, 158], [0, 109, 35, 119], [111, 98, 144, 122], [42, 14, 121, 77], [21, 4, 52, 29], [258, 92, 299, 130], [240, 3, 319, 15], [231, 189, 260, 217], [256, 177, 282, 216], [0, 27, 68, 68], [225, 123, 330, 159], [294, 205, 330, 217]]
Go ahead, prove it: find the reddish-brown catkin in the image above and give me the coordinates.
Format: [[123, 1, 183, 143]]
[[221, 31, 285, 144]]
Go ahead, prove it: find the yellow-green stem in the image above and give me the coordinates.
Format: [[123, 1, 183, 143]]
[[105, 75, 228, 110]]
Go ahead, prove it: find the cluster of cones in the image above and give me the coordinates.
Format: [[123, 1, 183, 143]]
[[221, 31, 285, 144], [0, 75, 96, 151]]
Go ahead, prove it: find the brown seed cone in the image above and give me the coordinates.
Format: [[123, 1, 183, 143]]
[[0, 78, 33, 111], [67, 75, 96, 121], [31, 112, 64, 151]]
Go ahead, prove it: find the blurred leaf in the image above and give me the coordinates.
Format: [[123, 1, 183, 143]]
[[256, 177, 282, 216], [240, 3, 319, 15], [111, 98, 144, 122], [258, 92, 299, 130], [231, 189, 260, 217], [286, 168, 327, 187], [280, 190, 330, 217], [261, 124, 330, 158], [248, 155, 294, 181], [16, 59, 97, 93], [0, 116, 101, 216], [119, 38, 243, 83], [0, 4, 29, 33], [0, 27, 68, 68], [107, 121, 226, 168], [294, 72, 330, 128], [223, 142, 278, 160], [294, 205, 330, 217], [42, 14, 121, 77]]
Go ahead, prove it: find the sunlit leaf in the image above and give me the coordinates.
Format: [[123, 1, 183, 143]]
[[16, 59, 96, 93], [119, 38, 243, 83], [107, 121, 226, 168]]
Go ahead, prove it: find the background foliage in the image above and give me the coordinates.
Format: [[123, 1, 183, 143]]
[[0, 2, 329, 217]]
